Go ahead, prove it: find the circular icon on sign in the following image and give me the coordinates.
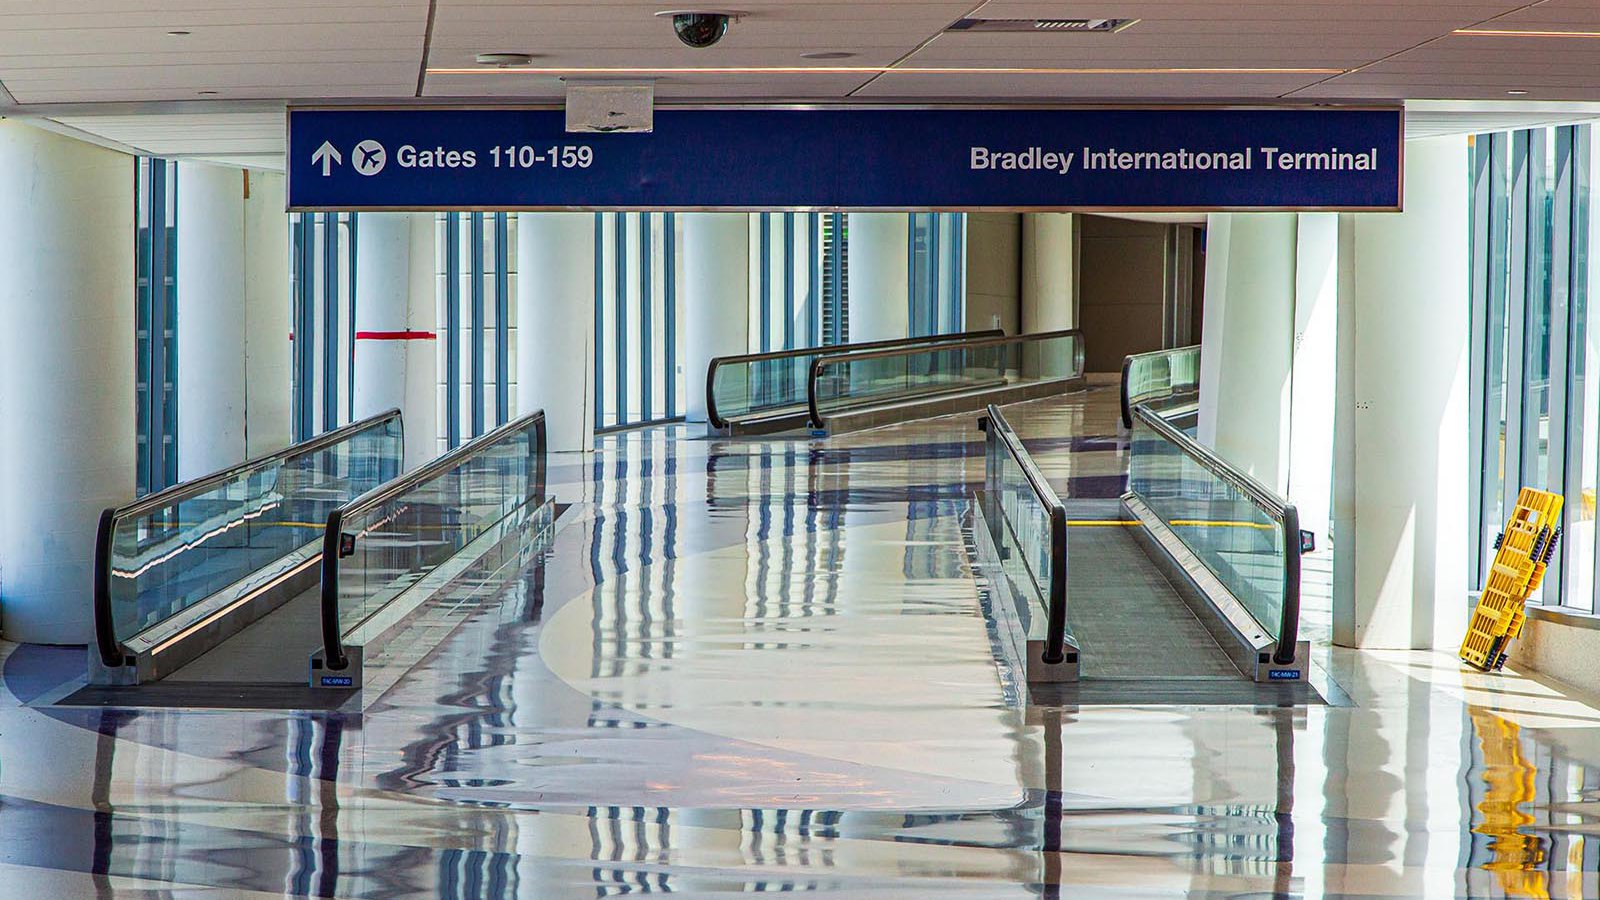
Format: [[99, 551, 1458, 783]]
[[353, 140, 386, 176]]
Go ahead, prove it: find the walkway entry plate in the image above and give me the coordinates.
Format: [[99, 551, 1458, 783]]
[[287, 106, 1403, 212]]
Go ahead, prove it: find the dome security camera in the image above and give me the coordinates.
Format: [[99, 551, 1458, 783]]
[[655, 10, 745, 49]]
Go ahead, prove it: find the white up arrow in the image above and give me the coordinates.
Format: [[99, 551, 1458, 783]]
[[311, 141, 343, 176]]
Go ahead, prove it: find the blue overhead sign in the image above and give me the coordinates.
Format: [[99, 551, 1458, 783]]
[[287, 106, 1403, 211]]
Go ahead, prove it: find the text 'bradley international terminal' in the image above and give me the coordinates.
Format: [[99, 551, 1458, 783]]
[[970, 146, 1381, 173]]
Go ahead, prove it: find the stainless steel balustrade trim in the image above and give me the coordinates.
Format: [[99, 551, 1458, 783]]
[[807, 328, 1085, 429], [705, 328, 1003, 430]]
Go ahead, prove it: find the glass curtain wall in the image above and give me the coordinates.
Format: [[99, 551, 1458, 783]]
[[594, 212, 681, 432], [436, 212, 516, 452], [134, 157, 179, 496], [1470, 125, 1600, 612], [908, 213, 966, 337], [290, 211, 358, 442]]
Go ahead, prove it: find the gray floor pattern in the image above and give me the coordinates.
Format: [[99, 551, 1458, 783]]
[[167, 585, 323, 683], [1065, 519, 1243, 680]]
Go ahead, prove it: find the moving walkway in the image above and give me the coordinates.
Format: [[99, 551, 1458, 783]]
[[707, 328, 1087, 435], [706, 330, 1001, 434], [88, 409, 552, 699], [974, 345, 1310, 698]]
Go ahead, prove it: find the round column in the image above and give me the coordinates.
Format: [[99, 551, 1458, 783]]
[[683, 213, 750, 424], [353, 212, 412, 419], [517, 213, 597, 450], [1021, 212, 1077, 376], [845, 213, 909, 343], [176, 160, 247, 479], [1196, 212, 1297, 491], [242, 170, 292, 456], [0, 122, 135, 643]]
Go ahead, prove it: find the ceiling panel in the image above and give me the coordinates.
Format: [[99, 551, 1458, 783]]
[[852, 70, 1331, 101], [0, 0, 428, 103], [1294, 30, 1600, 101]]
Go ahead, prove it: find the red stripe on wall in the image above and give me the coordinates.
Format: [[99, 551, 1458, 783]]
[[355, 330, 438, 341]]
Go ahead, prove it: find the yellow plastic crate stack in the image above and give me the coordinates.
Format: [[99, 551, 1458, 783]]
[[1460, 487, 1564, 672]]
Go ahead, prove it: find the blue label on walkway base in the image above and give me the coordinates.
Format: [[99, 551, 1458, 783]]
[[1268, 669, 1302, 681], [287, 107, 1403, 211], [320, 675, 354, 687]]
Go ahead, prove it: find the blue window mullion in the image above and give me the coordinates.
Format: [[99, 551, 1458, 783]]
[[445, 213, 462, 449], [494, 213, 510, 426], [664, 212, 677, 417], [146, 159, 173, 489], [782, 212, 795, 350], [810, 213, 822, 347], [759, 213, 772, 352], [613, 213, 627, 424], [593, 213, 605, 432], [346, 213, 359, 423], [639, 213, 653, 423], [321, 212, 339, 432], [470, 212, 486, 439]]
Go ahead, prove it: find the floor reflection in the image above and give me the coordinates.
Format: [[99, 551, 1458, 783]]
[[5, 389, 1600, 896]]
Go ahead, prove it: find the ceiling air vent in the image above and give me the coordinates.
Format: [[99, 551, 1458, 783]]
[[947, 18, 1138, 33]]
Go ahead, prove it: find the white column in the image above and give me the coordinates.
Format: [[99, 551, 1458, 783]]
[[1288, 214, 1339, 544], [1021, 212, 1077, 333], [846, 212, 909, 342], [517, 213, 596, 450], [1196, 213, 1297, 492], [404, 214, 439, 468], [353, 212, 413, 421], [175, 160, 247, 479], [1021, 212, 1077, 377], [242, 170, 292, 457], [0, 122, 135, 643], [683, 213, 750, 423], [1332, 136, 1471, 649]]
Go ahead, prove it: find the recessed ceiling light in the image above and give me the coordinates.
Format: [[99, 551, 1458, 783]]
[[476, 52, 536, 67], [1456, 28, 1600, 38], [166, 30, 191, 36], [430, 64, 1341, 76], [801, 51, 855, 60], [1506, 89, 1529, 95]]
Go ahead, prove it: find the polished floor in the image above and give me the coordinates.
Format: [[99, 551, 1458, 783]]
[[3, 387, 1599, 898]]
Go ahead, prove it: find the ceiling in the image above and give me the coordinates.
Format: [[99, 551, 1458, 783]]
[[4, 0, 1600, 163]]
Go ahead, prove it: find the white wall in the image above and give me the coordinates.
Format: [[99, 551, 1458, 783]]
[[1331, 136, 1471, 649]]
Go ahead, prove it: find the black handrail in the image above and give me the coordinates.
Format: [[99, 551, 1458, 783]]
[[1119, 345, 1201, 429], [1129, 403, 1301, 664], [979, 404, 1069, 665], [807, 328, 1085, 429], [705, 329, 1002, 430], [92, 408, 404, 669], [320, 410, 547, 671]]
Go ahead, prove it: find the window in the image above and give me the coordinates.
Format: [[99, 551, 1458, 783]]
[[595, 212, 681, 431], [909, 213, 966, 337], [134, 157, 178, 495], [290, 212, 357, 441], [1469, 126, 1600, 612], [436, 212, 515, 451]]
